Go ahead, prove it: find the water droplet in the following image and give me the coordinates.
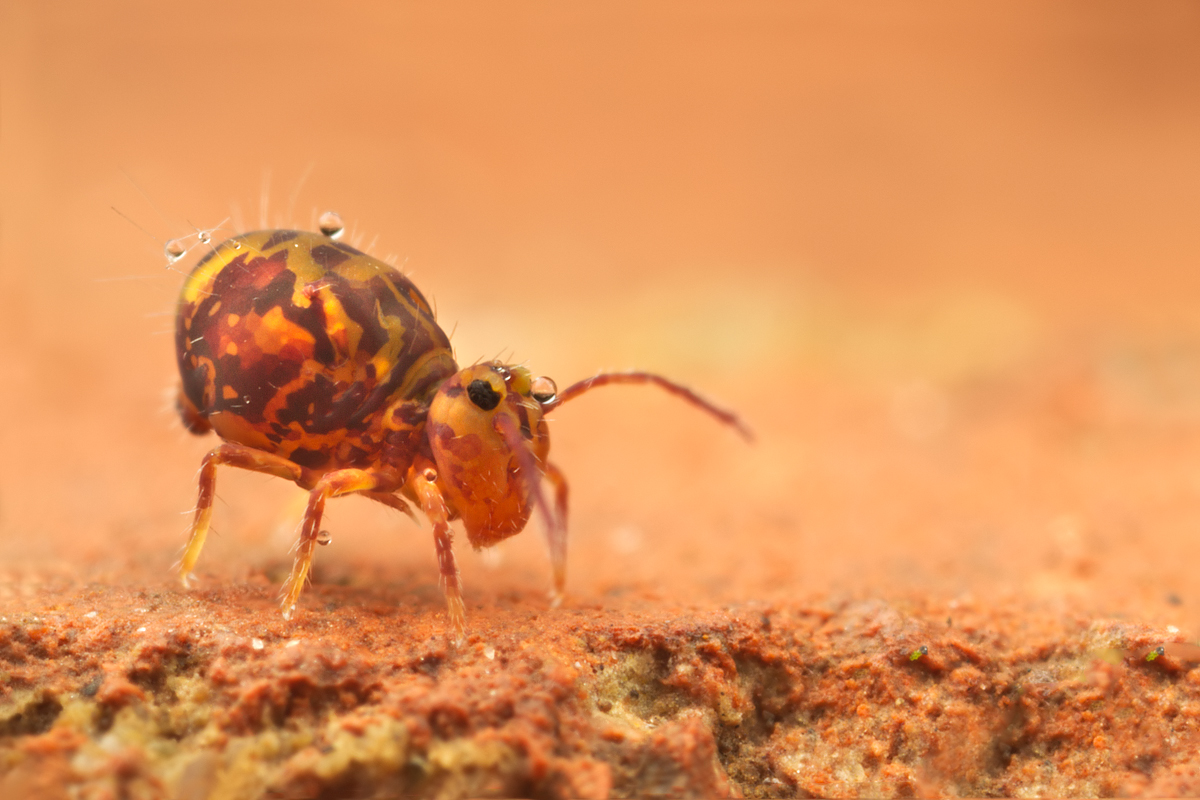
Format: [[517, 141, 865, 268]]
[[480, 548, 503, 570], [318, 210, 344, 239], [198, 230, 212, 245], [316, 530, 332, 546], [531, 376, 557, 404], [164, 238, 188, 263]]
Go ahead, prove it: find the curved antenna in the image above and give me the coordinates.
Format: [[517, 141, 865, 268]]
[[541, 371, 754, 442]]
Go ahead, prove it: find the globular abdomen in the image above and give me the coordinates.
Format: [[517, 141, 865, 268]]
[[175, 230, 457, 472]]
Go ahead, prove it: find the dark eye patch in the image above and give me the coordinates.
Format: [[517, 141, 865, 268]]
[[467, 379, 501, 411]]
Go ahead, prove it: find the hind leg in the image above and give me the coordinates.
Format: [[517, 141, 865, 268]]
[[180, 443, 315, 587]]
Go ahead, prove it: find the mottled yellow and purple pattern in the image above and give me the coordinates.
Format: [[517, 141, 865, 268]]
[[175, 230, 457, 472], [172, 226, 746, 638]]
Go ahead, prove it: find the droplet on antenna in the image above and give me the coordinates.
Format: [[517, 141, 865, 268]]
[[164, 238, 188, 264], [198, 230, 212, 245], [316, 530, 332, 546], [318, 211, 344, 240], [531, 376, 558, 404]]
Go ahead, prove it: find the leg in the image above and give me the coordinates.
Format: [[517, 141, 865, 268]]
[[541, 461, 570, 606], [180, 443, 314, 587], [280, 468, 403, 619], [406, 462, 466, 641], [361, 491, 417, 523]]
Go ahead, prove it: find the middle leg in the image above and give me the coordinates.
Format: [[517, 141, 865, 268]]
[[280, 468, 403, 619]]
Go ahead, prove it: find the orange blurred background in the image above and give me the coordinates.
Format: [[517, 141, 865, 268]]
[[2, 2, 1200, 631]]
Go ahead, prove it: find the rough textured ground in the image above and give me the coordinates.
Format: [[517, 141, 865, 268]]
[[5, 2, 1200, 797], [1, 584, 1199, 798]]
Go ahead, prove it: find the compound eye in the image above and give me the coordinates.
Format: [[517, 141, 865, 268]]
[[531, 376, 558, 404], [467, 379, 502, 411]]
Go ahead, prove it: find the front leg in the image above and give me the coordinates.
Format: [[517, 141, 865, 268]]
[[406, 461, 466, 641], [280, 468, 403, 620], [542, 461, 570, 606]]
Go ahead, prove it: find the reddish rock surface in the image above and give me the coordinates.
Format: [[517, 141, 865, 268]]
[[1, 585, 1199, 797], [4, 3, 1200, 797]]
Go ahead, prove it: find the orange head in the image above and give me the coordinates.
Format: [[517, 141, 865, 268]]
[[426, 363, 558, 548]]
